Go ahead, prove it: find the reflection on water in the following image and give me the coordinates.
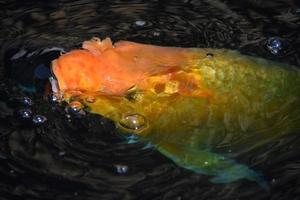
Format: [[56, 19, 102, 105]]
[[1, 0, 300, 199]]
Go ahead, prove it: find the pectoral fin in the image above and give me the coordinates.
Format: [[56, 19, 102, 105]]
[[155, 141, 269, 190]]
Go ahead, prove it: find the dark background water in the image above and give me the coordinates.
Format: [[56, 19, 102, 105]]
[[1, 0, 300, 199]]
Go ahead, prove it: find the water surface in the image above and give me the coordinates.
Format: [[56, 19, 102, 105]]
[[1, 0, 300, 199]]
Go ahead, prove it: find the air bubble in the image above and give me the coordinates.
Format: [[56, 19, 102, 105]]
[[119, 113, 147, 131], [65, 101, 86, 116], [9, 96, 34, 107], [17, 108, 33, 119], [18, 97, 33, 106], [67, 101, 83, 112], [266, 37, 282, 55], [32, 114, 47, 125], [134, 20, 146, 27], [115, 164, 128, 174], [150, 30, 164, 40], [48, 93, 61, 103]]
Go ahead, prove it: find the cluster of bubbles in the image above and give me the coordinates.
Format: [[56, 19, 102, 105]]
[[15, 96, 47, 126]]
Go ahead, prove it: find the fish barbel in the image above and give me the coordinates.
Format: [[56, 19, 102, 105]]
[[51, 37, 300, 188]]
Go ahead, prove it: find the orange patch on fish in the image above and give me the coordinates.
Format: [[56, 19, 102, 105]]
[[52, 37, 195, 96]]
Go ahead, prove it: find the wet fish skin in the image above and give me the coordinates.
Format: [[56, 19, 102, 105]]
[[51, 37, 300, 188]]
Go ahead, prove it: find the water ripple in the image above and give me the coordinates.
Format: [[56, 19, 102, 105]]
[[1, 0, 300, 199]]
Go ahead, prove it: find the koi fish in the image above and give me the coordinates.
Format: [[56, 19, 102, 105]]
[[51, 37, 300, 189]]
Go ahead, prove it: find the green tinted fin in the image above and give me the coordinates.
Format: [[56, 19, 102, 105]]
[[155, 141, 269, 190]]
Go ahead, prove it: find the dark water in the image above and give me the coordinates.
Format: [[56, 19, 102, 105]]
[[1, 0, 300, 199]]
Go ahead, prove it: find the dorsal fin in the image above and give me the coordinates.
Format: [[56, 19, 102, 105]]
[[82, 37, 114, 54]]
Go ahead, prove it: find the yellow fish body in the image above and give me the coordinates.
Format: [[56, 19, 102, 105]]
[[51, 37, 300, 188]]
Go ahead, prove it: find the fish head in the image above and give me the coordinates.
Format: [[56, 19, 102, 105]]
[[50, 37, 153, 96], [51, 49, 106, 94], [49, 37, 211, 139], [50, 37, 197, 97]]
